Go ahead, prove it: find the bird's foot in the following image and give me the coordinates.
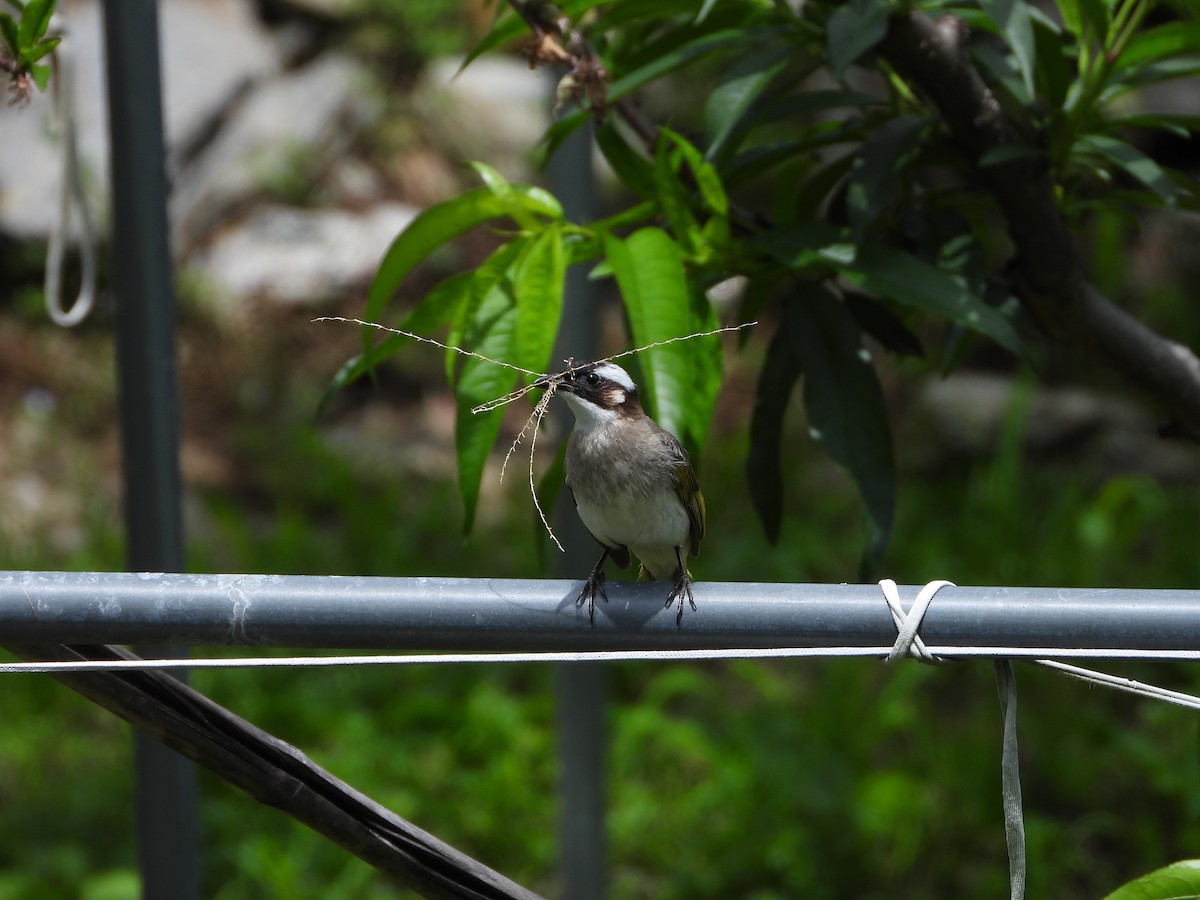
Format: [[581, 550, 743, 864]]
[[665, 571, 696, 625], [576, 570, 608, 624]]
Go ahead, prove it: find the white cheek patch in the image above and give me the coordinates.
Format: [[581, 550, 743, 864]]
[[605, 387, 627, 406], [562, 390, 619, 428]]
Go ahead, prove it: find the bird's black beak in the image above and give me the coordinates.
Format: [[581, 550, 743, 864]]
[[533, 373, 554, 390]]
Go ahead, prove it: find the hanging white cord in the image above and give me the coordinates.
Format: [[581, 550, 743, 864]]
[[43, 14, 97, 328], [994, 659, 1026, 900]]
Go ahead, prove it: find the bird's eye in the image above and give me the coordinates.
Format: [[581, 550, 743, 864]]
[[586, 373, 600, 386]]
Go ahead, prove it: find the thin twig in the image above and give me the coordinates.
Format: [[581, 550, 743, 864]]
[[312, 316, 542, 377]]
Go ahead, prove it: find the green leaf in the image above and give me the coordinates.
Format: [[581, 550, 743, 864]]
[[1056, 0, 1108, 46], [1101, 56, 1200, 100], [979, 0, 1038, 99], [595, 120, 656, 198], [845, 114, 928, 239], [606, 28, 760, 105], [724, 120, 865, 189], [20, 33, 55, 65], [446, 239, 526, 384], [703, 47, 790, 167], [841, 243, 1023, 354], [0, 13, 19, 57], [16, 0, 52, 46], [978, 143, 1044, 167], [826, 0, 890, 79], [603, 228, 720, 455], [1115, 21, 1200, 73], [652, 139, 704, 257], [363, 186, 535, 359], [789, 283, 895, 568], [971, 38, 1033, 107], [1031, 12, 1072, 107], [843, 291, 925, 359], [457, 5, 525, 74], [455, 277, 521, 534], [513, 224, 566, 375], [466, 161, 564, 227], [746, 308, 801, 543], [27, 59, 47, 90], [663, 128, 728, 218], [1104, 859, 1200, 900], [761, 88, 883, 125], [1077, 133, 1177, 207]]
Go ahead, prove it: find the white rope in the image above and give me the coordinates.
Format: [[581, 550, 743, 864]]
[[880, 578, 954, 662], [9, 643, 1200, 673], [43, 14, 97, 328]]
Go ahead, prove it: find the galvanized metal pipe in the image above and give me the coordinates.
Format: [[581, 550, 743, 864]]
[[101, 0, 197, 893], [3, 572, 1199, 654]]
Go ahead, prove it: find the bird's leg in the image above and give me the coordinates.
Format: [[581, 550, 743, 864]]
[[576, 547, 610, 624], [665, 546, 696, 625]]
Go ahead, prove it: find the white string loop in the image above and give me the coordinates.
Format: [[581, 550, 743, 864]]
[[880, 578, 955, 663], [43, 14, 97, 328]]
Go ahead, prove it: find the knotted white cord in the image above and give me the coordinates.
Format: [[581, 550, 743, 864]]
[[43, 15, 97, 328], [880, 578, 955, 662]]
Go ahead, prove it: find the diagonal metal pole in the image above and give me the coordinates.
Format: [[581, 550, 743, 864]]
[[101, 1, 200, 897]]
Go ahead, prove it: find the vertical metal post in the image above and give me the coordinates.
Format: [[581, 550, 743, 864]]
[[546, 118, 607, 899], [102, 2, 201, 897]]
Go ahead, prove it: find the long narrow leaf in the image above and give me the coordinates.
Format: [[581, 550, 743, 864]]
[[1115, 21, 1200, 73], [1078, 133, 1178, 207], [788, 283, 895, 568], [603, 228, 719, 454], [455, 280, 521, 534], [446, 240, 526, 384], [841, 243, 1023, 353], [826, 0, 890, 79], [17, 0, 52, 46], [0, 13, 19, 57], [979, 0, 1038, 99], [513, 224, 566, 375], [747, 312, 802, 542], [846, 114, 928, 239], [704, 47, 790, 167]]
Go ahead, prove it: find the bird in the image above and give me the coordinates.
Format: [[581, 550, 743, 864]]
[[539, 360, 705, 624]]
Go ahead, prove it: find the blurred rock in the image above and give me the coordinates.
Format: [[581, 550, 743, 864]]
[[910, 373, 1200, 480], [173, 53, 375, 251], [415, 55, 551, 181], [196, 201, 418, 306]]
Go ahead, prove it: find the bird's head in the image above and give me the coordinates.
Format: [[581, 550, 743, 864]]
[[538, 361, 643, 426]]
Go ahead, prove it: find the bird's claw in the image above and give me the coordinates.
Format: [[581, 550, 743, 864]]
[[666, 574, 696, 625], [576, 571, 608, 624]]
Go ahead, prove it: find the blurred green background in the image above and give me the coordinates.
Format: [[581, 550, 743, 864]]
[[3, 1, 1200, 898]]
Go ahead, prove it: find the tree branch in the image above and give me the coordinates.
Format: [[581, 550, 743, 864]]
[[879, 12, 1200, 434]]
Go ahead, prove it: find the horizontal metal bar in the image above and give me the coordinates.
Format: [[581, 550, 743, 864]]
[[3, 572, 1199, 654]]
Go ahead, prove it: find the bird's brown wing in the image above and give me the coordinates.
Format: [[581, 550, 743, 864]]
[[663, 432, 706, 558]]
